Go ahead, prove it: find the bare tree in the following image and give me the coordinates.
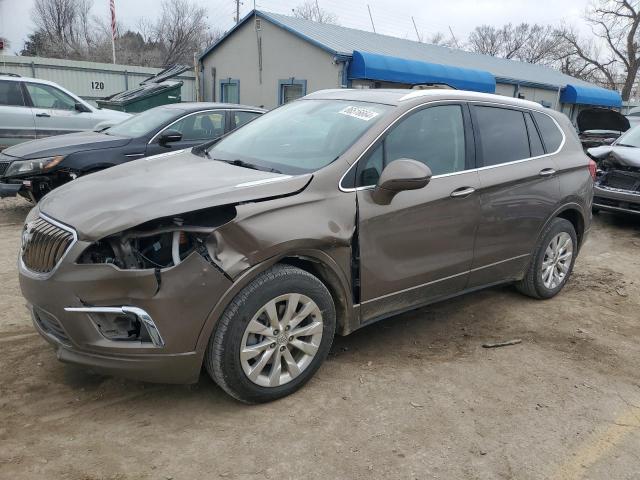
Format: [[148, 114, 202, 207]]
[[557, 0, 640, 101], [425, 32, 458, 49], [148, 0, 217, 66], [31, 0, 95, 58], [292, 0, 339, 24], [467, 23, 562, 65]]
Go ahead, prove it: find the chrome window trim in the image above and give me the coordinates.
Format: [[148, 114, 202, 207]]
[[339, 99, 566, 193], [358, 253, 530, 306], [20, 212, 78, 280], [148, 108, 263, 145]]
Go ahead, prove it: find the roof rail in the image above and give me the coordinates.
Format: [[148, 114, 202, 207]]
[[0, 72, 20, 77]]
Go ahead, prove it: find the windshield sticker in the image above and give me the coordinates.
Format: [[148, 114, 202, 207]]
[[338, 106, 380, 121]]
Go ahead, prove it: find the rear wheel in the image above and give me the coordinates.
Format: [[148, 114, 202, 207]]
[[516, 218, 577, 299], [205, 264, 336, 403]]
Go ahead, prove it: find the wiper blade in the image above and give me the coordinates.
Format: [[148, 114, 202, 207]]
[[616, 143, 637, 148], [219, 159, 282, 174]]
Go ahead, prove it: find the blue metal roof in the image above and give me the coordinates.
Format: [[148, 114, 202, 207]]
[[349, 51, 496, 93], [560, 84, 622, 108]]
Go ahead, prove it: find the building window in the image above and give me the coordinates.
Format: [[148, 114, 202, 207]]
[[220, 78, 240, 104], [278, 78, 307, 105]]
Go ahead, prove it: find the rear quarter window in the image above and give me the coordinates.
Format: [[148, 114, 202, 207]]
[[532, 112, 563, 153]]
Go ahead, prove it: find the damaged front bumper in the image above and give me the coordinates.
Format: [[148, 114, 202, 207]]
[[594, 171, 640, 215], [20, 236, 233, 384]]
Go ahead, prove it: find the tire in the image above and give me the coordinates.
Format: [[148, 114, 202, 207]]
[[205, 264, 336, 403], [516, 218, 577, 299]]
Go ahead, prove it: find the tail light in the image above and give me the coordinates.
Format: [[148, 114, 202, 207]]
[[588, 159, 597, 180]]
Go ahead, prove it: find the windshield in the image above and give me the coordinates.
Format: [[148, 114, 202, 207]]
[[106, 107, 180, 137], [207, 99, 391, 174], [616, 125, 640, 147]]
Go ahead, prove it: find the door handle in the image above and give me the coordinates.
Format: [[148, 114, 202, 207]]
[[35, 112, 50, 118], [539, 168, 556, 177], [450, 186, 476, 198]]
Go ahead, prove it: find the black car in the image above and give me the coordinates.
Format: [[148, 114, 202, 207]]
[[0, 102, 265, 201]]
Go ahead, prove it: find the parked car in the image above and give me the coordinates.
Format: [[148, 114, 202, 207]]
[[19, 89, 593, 403], [0, 102, 265, 201], [588, 124, 640, 216], [627, 107, 640, 128], [0, 74, 130, 150], [576, 107, 630, 149]]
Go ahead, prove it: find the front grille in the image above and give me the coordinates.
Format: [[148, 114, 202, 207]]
[[33, 308, 70, 344], [0, 161, 9, 176], [603, 171, 640, 192], [21, 216, 75, 274]]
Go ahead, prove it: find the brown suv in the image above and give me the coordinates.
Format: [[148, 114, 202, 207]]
[[19, 89, 593, 403]]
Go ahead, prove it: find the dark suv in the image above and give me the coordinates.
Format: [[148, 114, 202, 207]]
[[19, 89, 593, 403]]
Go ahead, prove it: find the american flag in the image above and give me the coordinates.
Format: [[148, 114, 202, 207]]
[[110, 0, 116, 40]]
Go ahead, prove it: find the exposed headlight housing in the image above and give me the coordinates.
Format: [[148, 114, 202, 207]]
[[4, 155, 65, 177], [77, 206, 237, 270]]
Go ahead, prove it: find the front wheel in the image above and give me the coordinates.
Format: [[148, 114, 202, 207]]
[[205, 264, 336, 403], [516, 218, 577, 299]]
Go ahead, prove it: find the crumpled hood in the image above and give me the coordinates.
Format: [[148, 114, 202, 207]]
[[587, 145, 640, 168], [577, 108, 630, 133], [2, 131, 131, 160], [39, 149, 312, 241]]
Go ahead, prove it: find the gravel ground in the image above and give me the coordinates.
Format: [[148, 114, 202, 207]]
[[1, 196, 639, 480]]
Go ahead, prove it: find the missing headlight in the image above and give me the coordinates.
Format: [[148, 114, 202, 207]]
[[77, 205, 236, 270]]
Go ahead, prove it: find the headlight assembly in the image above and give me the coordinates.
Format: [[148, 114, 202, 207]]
[[77, 206, 237, 270], [4, 155, 65, 177]]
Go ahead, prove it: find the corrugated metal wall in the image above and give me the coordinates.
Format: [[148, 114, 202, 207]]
[[0, 55, 196, 103]]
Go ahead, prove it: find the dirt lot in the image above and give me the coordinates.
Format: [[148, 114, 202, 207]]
[[1, 196, 639, 480]]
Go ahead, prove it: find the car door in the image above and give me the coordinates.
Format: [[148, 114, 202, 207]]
[[0, 80, 36, 149], [467, 104, 561, 288], [355, 103, 481, 323], [24, 82, 88, 137], [145, 110, 227, 156]]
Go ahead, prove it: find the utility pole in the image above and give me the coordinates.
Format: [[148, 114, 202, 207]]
[[235, 0, 240, 23], [367, 4, 376, 33]]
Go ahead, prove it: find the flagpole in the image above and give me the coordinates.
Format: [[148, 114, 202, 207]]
[[110, 0, 116, 64]]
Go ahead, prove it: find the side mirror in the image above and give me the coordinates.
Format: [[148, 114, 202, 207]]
[[371, 159, 432, 205], [158, 129, 183, 146], [74, 102, 92, 113]]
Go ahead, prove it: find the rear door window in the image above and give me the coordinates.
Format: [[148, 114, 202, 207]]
[[474, 106, 530, 166], [532, 112, 563, 153], [0, 80, 25, 106], [232, 111, 261, 129]]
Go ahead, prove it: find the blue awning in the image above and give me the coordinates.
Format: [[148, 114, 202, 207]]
[[348, 51, 496, 93], [560, 84, 622, 108]]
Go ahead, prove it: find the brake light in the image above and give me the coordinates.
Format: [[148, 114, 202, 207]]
[[588, 159, 597, 180]]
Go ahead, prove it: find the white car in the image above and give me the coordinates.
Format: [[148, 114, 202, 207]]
[[0, 74, 130, 150]]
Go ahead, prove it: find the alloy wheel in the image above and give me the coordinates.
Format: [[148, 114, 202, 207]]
[[541, 232, 573, 289], [240, 293, 323, 387]]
